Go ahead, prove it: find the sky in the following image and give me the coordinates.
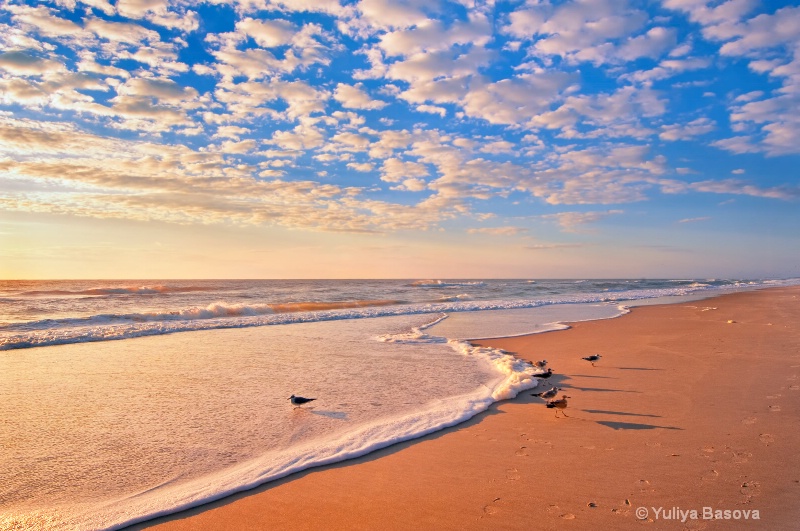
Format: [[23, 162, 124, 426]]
[[1, 0, 799, 279]]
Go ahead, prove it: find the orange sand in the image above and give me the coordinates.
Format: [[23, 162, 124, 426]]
[[134, 287, 800, 530]]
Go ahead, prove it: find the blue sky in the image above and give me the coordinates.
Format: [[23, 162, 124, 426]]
[[1, 0, 799, 279]]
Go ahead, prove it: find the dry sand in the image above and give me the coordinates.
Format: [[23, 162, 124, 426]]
[[135, 287, 800, 530]]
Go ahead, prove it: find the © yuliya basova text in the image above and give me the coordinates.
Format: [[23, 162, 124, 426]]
[[643, 506, 760, 522]]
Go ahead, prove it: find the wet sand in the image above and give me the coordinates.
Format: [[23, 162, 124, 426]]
[[134, 287, 800, 530]]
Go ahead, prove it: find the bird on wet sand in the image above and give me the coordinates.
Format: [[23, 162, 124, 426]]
[[532, 386, 560, 400], [546, 395, 571, 418], [582, 354, 602, 366], [533, 368, 554, 380], [534, 359, 548, 369], [289, 394, 316, 408]]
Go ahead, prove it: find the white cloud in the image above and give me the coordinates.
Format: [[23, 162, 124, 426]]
[[355, 0, 433, 31], [347, 162, 374, 172], [416, 104, 446, 117], [85, 18, 161, 44], [334, 83, 387, 110], [516, 0, 649, 64], [236, 17, 298, 47], [542, 210, 624, 232], [378, 14, 491, 57], [0, 51, 66, 76], [659, 117, 716, 141], [380, 157, 428, 183]]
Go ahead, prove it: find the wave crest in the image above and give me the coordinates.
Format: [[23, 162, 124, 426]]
[[21, 285, 213, 296]]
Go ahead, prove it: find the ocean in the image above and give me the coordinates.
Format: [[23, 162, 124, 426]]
[[1, 278, 796, 530]]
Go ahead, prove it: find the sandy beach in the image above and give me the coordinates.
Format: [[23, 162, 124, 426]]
[[134, 287, 800, 531]]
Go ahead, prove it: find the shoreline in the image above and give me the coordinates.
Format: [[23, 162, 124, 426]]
[[132, 286, 800, 530]]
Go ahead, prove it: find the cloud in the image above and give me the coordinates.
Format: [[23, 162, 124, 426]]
[[236, 17, 298, 47], [659, 117, 716, 141], [508, 0, 649, 64], [416, 104, 446, 117], [542, 210, 624, 232], [334, 83, 387, 110], [355, 0, 433, 31], [2, 0, 798, 245], [678, 216, 711, 223], [0, 51, 66, 76], [467, 226, 528, 236], [380, 157, 429, 183], [378, 14, 491, 57], [85, 18, 161, 44], [347, 162, 374, 172], [6, 4, 84, 38]]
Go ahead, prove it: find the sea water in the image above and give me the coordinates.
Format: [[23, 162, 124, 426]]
[[0, 278, 796, 529]]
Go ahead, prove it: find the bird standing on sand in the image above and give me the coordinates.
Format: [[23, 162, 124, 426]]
[[534, 359, 548, 369], [582, 354, 602, 366], [532, 386, 560, 400], [533, 368, 554, 380], [289, 394, 316, 408], [546, 395, 571, 418]]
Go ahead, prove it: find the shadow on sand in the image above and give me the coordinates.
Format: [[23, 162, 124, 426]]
[[564, 386, 641, 393], [582, 409, 661, 417], [309, 410, 348, 420], [596, 420, 683, 431]]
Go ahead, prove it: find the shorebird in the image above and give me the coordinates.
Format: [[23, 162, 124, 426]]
[[546, 395, 572, 418], [533, 368, 554, 380], [532, 386, 560, 400], [289, 394, 316, 408], [582, 354, 602, 366], [534, 359, 548, 369]]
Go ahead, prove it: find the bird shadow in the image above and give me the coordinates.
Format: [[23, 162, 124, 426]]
[[564, 386, 642, 393], [611, 366, 664, 371], [596, 421, 683, 431], [582, 409, 661, 417], [571, 374, 617, 379], [310, 410, 348, 420]]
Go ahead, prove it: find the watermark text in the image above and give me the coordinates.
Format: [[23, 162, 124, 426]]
[[636, 506, 760, 522]]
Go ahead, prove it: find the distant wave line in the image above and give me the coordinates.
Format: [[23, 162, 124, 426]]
[[19, 286, 214, 296]]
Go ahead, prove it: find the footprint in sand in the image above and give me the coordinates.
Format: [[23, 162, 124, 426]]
[[515, 446, 529, 457], [636, 479, 654, 493], [742, 417, 758, 425], [740, 481, 762, 503], [789, 385, 800, 391], [769, 405, 781, 412], [702, 445, 715, 453], [506, 468, 521, 481], [729, 450, 752, 464], [482, 497, 505, 515], [759, 433, 775, 445], [766, 394, 781, 399], [701, 469, 720, 482], [545, 504, 561, 515], [559, 513, 576, 520]]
